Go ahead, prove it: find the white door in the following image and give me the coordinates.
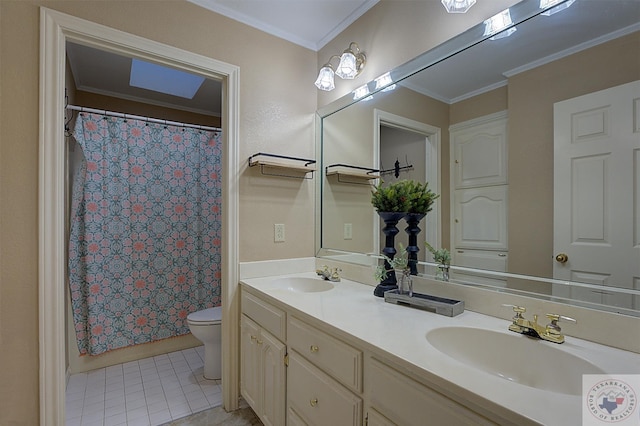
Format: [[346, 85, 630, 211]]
[[553, 80, 640, 308]]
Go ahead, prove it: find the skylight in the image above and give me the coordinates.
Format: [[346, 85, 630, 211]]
[[129, 59, 205, 99]]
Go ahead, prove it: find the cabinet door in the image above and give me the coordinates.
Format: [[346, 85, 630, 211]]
[[288, 351, 362, 426], [367, 408, 396, 426], [260, 329, 286, 426], [368, 358, 497, 426], [452, 115, 508, 189], [453, 186, 508, 251], [240, 315, 261, 414], [288, 316, 362, 392]]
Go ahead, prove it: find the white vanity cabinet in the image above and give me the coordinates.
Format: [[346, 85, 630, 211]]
[[286, 316, 363, 425], [240, 292, 287, 426], [240, 284, 511, 426], [287, 351, 362, 425], [366, 357, 498, 426]]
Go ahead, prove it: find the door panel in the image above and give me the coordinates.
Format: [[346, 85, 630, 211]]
[[554, 80, 640, 306]]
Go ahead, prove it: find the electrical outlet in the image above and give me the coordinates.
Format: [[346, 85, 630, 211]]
[[344, 223, 353, 240], [274, 223, 285, 242]]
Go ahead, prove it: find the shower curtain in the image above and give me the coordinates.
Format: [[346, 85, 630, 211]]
[[68, 112, 222, 356]]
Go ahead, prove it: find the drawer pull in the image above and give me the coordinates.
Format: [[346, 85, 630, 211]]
[[310, 398, 318, 407], [250, 335, 257, 342], [257, 339, 263, 345], [310, 345, 319, 353]]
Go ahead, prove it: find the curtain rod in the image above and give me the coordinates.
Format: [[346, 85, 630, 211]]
[[66, 105, 221, 132]]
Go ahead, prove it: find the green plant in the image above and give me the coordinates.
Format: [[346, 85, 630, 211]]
[[405, 180, 439, 214], [374, 243, 409, 281], [371, 180, 439, 213], [425, 242, 451, 265], [371, 180, 411, 212]]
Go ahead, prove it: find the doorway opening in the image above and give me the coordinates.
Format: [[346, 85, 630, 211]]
[[373, 109, 442, 267], [40, 8, 240, 424]]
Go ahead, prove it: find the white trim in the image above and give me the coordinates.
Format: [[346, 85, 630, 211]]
[[373, 109, 442, 252], [188, 0, 380, 51], [39, 8, 240, 424], [448, 110, 509, 132]]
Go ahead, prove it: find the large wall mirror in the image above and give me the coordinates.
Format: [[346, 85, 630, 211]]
[[317, 0, 640, 316]]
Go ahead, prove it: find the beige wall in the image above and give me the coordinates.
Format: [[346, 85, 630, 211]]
[[0, 1, 316, 423], [74, 91, 221, 128], [450, 86, 508, 125], [508, 31, 640, 281]]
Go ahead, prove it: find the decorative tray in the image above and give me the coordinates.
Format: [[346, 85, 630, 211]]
[[384, 290, 464, 317]]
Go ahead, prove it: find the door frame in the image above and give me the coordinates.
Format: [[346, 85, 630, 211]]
[[39, 8, 240, 424], [373, 109, 442, 253]]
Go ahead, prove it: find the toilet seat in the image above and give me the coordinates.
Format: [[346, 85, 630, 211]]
[[187, 306, 222, 325]]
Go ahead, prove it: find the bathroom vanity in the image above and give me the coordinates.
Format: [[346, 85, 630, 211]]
[[239, 273, 640, 426]]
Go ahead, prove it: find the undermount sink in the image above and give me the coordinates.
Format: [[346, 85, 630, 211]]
[[426, 326, 605, 396], [269, 277, 335, 293]]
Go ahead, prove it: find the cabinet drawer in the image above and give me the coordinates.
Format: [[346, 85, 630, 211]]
[[288, 316, 362, 392], [368, 358, 497, 426], [241, 291, 286, 341], [287, 351, 362, 426]]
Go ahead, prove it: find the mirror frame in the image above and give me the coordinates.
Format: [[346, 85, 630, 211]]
[[315, 0, 640, 317]]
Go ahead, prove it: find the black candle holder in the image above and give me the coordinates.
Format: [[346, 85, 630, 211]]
[[374, 211, 406, 297], [404, 213, 426, 275]]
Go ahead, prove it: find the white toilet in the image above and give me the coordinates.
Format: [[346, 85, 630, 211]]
[[187, 306, 222, 380]]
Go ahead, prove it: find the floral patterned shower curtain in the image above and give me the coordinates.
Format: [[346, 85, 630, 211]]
[[68, 112, 222, 356]]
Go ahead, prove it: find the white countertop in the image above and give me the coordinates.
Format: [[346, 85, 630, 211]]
[[240, 272, 640, 426]]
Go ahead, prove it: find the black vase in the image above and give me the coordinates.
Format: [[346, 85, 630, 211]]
[[404, 213, 426, 275], [374, 211, 407, 297]]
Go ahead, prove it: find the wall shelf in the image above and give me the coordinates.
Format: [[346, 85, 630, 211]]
[[325, 164, 380, 185], [248, 152, 316, 179]]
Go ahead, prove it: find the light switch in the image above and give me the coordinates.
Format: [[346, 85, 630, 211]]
[[344, 223, 353, 240]]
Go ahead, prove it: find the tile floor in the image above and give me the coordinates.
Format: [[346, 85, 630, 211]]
[[66, 346, 223, 426], [161, 401, 262, 426]]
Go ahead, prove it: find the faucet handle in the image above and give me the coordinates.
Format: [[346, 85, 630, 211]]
[[502, 304, 526, 317], [545, 313, 576, 329], [330, 267, 341, 280]]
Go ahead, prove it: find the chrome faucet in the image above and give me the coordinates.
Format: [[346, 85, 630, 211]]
[[316, 265, 341, 282], [503, 304, 576, 344]]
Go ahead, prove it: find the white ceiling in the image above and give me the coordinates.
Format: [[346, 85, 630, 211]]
[[187, 0, 380, 51]]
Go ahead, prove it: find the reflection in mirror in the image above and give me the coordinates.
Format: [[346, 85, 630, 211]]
[[318, 0, 640, 316]]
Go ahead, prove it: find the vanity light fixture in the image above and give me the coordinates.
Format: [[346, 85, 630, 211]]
[[353, 84, 372, 101], [315, 42, 366, 91], [335, 42, 366, 79], [441, 0, 476, 13], [374, 72, 396, 92], [314, 58, 338, 91], [483, 9, 517, 40], [540, 0, 575, 16]]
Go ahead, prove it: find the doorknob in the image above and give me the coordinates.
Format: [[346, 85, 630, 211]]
[[555, 253, 568, 263]]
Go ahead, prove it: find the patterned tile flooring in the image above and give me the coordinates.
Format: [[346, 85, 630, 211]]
[[66, 346, 224, 425], [161, 402, 262, 426]]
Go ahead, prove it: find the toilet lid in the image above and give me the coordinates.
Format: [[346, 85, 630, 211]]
[[187, 306, 222, 323]]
